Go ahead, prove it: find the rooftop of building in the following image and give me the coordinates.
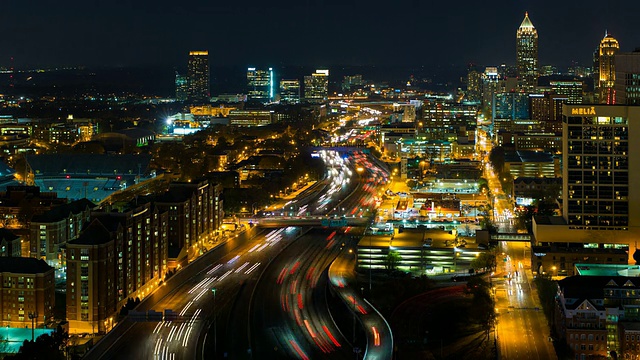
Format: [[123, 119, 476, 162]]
[[505, 150, 554, 163], [559, 276, 640, 306], [31, 198, 96, 223], [518, 12, 535, 30], [533, 246, 627, 258], [0, 257, 53, 274], [69, 219, 113, 246], [574, 264, 640, 277], [357, 228, 471, 249], [514, 177, 562, 185], [0, 228, 19, 243]]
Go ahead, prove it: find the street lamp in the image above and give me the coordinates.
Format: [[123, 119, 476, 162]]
[[28, 312, 37, 341]]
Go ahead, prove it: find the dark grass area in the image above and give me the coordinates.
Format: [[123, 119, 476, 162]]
[[362, 273, 496, 360]]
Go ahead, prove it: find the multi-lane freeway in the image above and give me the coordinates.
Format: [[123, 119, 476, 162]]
[[86, 226, 305, 360], [86, 149, 394, 360]]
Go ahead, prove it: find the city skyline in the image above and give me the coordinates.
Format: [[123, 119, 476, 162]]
[[1, 1, 640, 69]]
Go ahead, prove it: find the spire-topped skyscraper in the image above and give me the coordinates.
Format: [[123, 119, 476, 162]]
[[516, 12, 539, 92], [596, 31, 620, 104]]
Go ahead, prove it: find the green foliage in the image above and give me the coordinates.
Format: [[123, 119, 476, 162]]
[[488, 146, 505, 175], [479, 214, 498, 234], [471, 252, 497, 272], [385, 250, 402, 271], [533, 277, 559, 329], [466, 277, 496, 334]]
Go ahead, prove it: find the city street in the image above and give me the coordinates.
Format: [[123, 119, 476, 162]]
[[493, 241, 557, 360]]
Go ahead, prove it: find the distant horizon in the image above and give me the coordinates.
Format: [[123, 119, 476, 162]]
[[3, 1, 640, 71]]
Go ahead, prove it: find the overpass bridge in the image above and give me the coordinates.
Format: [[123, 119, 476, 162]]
[[255, 216, 370, 228], [491, 233, 532, 242]]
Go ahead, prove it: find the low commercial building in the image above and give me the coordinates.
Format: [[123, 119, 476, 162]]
[[228, 110, 273, 126], [531, 245, 628, 277], [356, 228, 481, 274], [0, 257, 54, 328], [504, 150, 560, 178]]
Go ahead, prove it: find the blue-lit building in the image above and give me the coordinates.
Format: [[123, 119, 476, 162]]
[[492, 92, 530, 121], [175, 72, 188, 101], [247, 67, 275, 103]]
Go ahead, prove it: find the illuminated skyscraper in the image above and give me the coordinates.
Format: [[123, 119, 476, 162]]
[[516, 12, 538, 92], [175, 72, 188, 101], [247, 67, 274, 103], [466, 64, 482, 104], [187, 51, 210, 102], [279, 79, 300, 104], [596, 33, 620, 104], [304, 70, 329, 103]]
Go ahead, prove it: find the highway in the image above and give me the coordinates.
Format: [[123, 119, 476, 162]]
[[249, 228, 353, 359], [85, 149, 392, 360], [493, 241, 557, 360], [85, 225, 310, 360], [328, 243, 394, 360]]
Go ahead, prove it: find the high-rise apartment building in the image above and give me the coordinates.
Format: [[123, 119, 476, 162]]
[[615, 50, 640, 105], [596, 33, 620, 104], [279, 79, 300, 104], [30, 199, 96, 267], [304, 70, 329, 103], [187, 51, 210, 102], [247, 67, 274, 103], [175, 72, 188, 101], [516, 12, 539, 92], [67, 202, 169, 333], [0, 258, 54, 328]]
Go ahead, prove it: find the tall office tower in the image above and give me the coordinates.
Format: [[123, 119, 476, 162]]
[[175, 72, 188, 101], [187, 51, 210, 102], [596, 33, 620, 104], [466, 65, 483, 104], [279, 79, 300, 104], [304, 69, 329, 103], [550, 81, 584, 104], [615, 50, 640, 105], [482, 67, 500, 112], [516, 12, 539, 92], [247, 67, 274, 103]]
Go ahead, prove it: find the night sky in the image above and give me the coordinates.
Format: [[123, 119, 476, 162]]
[[2, 0, 639, 70]]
